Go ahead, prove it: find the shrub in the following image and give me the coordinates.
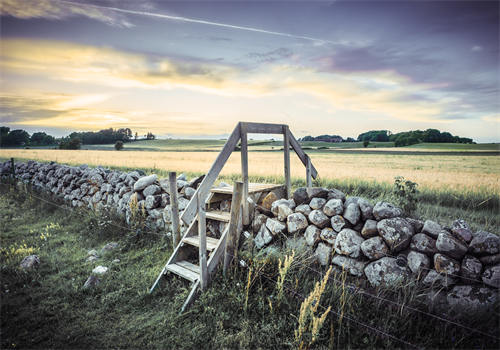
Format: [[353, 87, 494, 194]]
[[115, 141, 124, 150], [363, 140, 369, 148], [393, 176, 419, 214]]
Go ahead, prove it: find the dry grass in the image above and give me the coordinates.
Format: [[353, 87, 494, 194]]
[[1, 148, 498, 195]]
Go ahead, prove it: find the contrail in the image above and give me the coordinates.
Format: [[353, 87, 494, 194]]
[[57, 0, 337, 45]]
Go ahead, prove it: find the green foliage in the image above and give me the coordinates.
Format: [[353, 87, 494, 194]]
[[363, 140, 369, 148], [30, 132, 56, 146], [114, 140, 124, 150], [59, 137, 81, 150], [1, 129, 30, 147], [389, 129, 474, 147], [393, 176, 419, 214], [357, 130, 390, 142]]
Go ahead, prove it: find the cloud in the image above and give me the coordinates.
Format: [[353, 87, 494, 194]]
[[471, 45, 483, 52], [247, 48, 293, 63]]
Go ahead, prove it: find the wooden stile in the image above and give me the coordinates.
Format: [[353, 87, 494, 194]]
[[223, 181, 244, 276], [283, 125, 291, 199], [198, 192, 208, 290], [240, 123, 249, 225], [169, 172, 181, 247]]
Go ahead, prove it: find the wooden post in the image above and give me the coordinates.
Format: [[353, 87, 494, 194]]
[[240, 123, 249, 226], [198, 191, 208, 290], [223, 181, 244, 277], [10, 157, 15, 178], [283, 125, 291, 199], [169, 172, 181, 247], [306, 155, 312, 188]]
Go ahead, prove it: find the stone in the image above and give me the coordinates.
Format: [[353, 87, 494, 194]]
[[133, 174, 157, 191], [343, 203, 361, 225], [407, 251, 430, 276], [461, 255, 482, 282], [327, 188, 346, 202], [361, 219, 378, 238], [479, 253, 500, 265], [178, 197, 189, 211], [266, 218, 286, 236], [220, 200, 231, 212], [304, 225, 321, 246], [271, 199, 295, 216], [309, 197, 326, 210], [372, 202, 403, 220], [364, 257, 409, 287], [334, 228, 364, 258], [143, 184, 161, 197], [315, 243, 332, 266], [295, 204, 312, 216], [358, 198, 374, 221], [252, 214, 268, 234], [19, 255, 40, 270], [436, 231, 468, 259], [320, 227, 337, 244], [92, 265, 109, 275], [377, 217, 414, 253], [293, 187, 309, 205], [361, 236, 388, 260], [187, 174, 204, 188], [184, 187, 196, 199], [451, 227, 473, 243], [405, 218, 424, 233], [447, 285, 498, 316], [285, 237, 309, 255], [331, 215, 346, 233], [308, 210, 330, 228], [422, 220, 442, 239], [277, 204, 294, 221], [177, 173, 187, 181], [87, 249, 99, 257], [422, 269, 457, 289], [306, 187, 328, 200], [410, 233, 437, 256], [176, 179, 188, 190], [468, 231, 500, 256], [83, 275, 100, 289], [101, 242, 118, 252], [287, 213, 308, 235], [452, 219, 470, 231], [322, 199, 343, 217], [434, 253, 460, 275], [254, 225, 273, 249], [331, 255, 367, 277], [482, 264, 500, 288], [261, 192, 278, 210], [145, 195, 161, 210]]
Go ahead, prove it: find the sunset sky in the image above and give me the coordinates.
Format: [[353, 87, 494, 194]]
[[0, 0, 498, 141]]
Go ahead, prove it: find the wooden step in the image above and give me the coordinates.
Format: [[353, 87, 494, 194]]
[[206, 210, 231, 222], [211, 182, 284, 195], [182, 236, 220, 251], [165, 261, 200, 282]]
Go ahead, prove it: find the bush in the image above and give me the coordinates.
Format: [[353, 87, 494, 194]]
[[59, 137, 81, 150], [393, 176, 419, 214], [115, 141, 124, 150], [363, 140, 369, 148]]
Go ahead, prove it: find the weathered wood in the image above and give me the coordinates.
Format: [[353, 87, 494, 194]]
[[243, 122, 286, 134], [180, 280, 200, 314], [223, 182, 244, 276], [181, 123, 241, 225], [182, 236, 219, 251], [306, 154, 312, 188], [288, 132, 318, 179], [198, 192, 208, 290], [166, 262, 199, 282], [211, 183, 284, 195], [169, 172, 181, 247], [240, 123, 249, 226], [283, 126, 291, 199], [207, 226, 227, 275], [206, 210, 231, 222], [176, 260, 201, 274], [10, 158, 15, 177]]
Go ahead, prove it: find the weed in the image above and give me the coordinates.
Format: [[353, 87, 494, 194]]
[[393, 175, 419, 215], [276, 250, 295, 304]]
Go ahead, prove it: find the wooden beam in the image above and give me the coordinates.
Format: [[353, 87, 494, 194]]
[[223, 181, 244, 276], [288, 131, 318, 179], [169, 172, 181, 247], [240, 123, 249, 225], [243, 122, 286, 134], [198, 192, 208, 290], [181, 123, 241, 225], [283, 125, 291, 199], [306, 155, 312, 188]]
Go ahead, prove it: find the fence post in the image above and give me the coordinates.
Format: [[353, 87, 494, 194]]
[[223, 181, 244, 277], [306, 155, 312, 188], [240, 123, 249, 226], [169, 172, 181, 247], [10, 157, 15, 178], [198, 191, 208, 290], [283, 125, 291, 199]]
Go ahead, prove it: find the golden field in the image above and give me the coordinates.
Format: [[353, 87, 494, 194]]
[[1, 148, 499, 195]]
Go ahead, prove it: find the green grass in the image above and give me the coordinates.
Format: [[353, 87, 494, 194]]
[[1, 186, 498, 349]]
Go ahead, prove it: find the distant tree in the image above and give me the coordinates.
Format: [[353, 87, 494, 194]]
[[59, 137, 81, 150], [30, 132, 56, 146], [115, 140, 124, 150], [134, 132, 138, 141], [0, 127, 10, 146], [357, 130, 390, 142], [145, 132, 156, 140], [345, 137, 356, 142], [2, 129, 30, 146], [363, 140, 369, 148]]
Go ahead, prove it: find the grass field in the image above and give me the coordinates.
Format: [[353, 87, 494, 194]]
[[1, 187, 498, 349]]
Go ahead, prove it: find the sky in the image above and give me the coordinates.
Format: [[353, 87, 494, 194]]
[[0, 0, 499, 141]]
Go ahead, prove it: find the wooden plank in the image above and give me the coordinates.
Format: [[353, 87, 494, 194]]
[[166, 262, 199, 282], [182, 236, 219, 251], [206, 210, 231, 222], [207, 226, 228, 276], [240, 123, 249, 226], [181, 123, 241, 225], [223, 182, 244, 276], [283, 125, 291, 199], [169, 172, 181, 247], [211, 183, 283, 195], [176, 260, 200, 274], [243, 122, 286, 134], [198, 192, 208, 290], [288, 131, 318, 179], [180, 280, 200, 314], [306, 154, 312, 188]]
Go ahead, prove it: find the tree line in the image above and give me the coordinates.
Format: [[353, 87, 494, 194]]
[[0, 127, 156, 149]]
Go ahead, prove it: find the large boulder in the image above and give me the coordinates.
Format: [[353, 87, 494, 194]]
[[306, 187, 328, 200], [407, 251, 430, 276], [315, 243, 332, 266], [451, 227, 473, 244], [254, 225, 273, 249], [377, 217, 414, 253], [479, 253, 500, 265], [292, 187, 308, 205], [304, 225, 321, 246], [482, 264, 500, 288], [434, 253, 460, 275], [343, 203, 361, 225], [266, 218, 286, 236], [252, 214, 268, 233], [331, 255, 367, 277], [436, 231, 468, 259], [460, 255, 482, 282], [327, 188, 346, 202], [358, 198, 374, 221], [447, 285, 498, 316], [468, 231, 500, 256], [364, 257, 409, 287], [422, 220, 442, 239], [287, 213, 308, 235], [372, 202, 402, 220], [261, 192, 278, 210], [422, 270, 457, 289], [308, 210, 330, 228], [277, 204, 294, 221], [19, 255, 40, 270], [143, 184, 161, 197], [331, 215, 346, 233], [360, 236, 388, 260], [320, 227, 337, 244], [309, 197, 326, 210], [410, 233, 437, 256], [145, 195, 161, 210], [323, 198, 343, 217], [133, 174, 158, 191], [334, 228, 364, 258], [271, 199, 295, 216], [361, 219, 378, 238], [295, 204, 312, 216]]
